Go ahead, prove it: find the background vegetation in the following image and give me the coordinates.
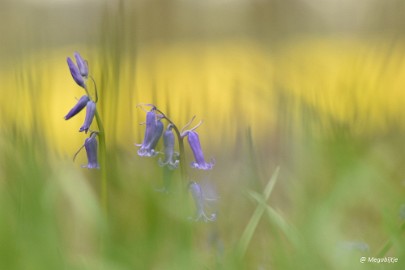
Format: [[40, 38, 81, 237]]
[[1, 0, 405, 269]]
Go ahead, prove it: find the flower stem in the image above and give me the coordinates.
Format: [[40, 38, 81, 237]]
[[95, 109, 108, 215]]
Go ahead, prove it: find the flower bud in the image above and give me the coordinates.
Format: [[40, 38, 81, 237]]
[[67, 57, 85, 88], [64, 95, 90, 120]]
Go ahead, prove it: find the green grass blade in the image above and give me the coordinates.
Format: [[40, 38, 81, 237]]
[[248, 190, 299, 248], [236, 167, 280, 257]]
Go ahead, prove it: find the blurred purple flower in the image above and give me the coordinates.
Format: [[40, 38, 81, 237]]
[[74, 51, 88, 78], [159, 124, 179, 169], [67, 57, 86, 88], [64, 95, 90, 120], [82, 133, 99, 169], [79, 101, 96, 133], [189, 181, 216, 222], [186, 131, 214, 170], [137, 109, 163, 157]]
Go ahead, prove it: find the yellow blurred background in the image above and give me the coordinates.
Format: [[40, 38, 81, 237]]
[[2, 37, 405, 156]]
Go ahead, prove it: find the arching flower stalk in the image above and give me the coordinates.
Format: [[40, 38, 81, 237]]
[[65, 51, 108, 213]]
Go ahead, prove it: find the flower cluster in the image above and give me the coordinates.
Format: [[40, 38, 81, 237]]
[[136, 106, 214, 171], [65, 52, 99, 169], [136, 105, 216, 222]]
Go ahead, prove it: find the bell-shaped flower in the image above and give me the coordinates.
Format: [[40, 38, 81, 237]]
[[137, 109, 164, 157], [74, 52, 88, 77], [79, 101, 96, 133], [159, 124, 179, 169], [82, 133, 99, 169], [64, 95, 90, 120], [189, 181, 216, 222], [67, 57, 86, 88], [186, 131, 214, 170]]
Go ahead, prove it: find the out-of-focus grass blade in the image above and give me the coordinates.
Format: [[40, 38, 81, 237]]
[[263, 166, 280, 199], [248, 190, 299, 248], [237, 166, 280, 257], [376, 221, 405, 257]]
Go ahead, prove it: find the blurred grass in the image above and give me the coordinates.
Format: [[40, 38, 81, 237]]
[[1, 0, 405, 269]]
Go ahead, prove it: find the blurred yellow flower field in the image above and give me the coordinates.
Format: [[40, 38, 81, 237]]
[[2, 38, 405, 153]]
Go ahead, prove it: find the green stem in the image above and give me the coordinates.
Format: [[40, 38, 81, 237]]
[[87, 79, 107, 215], [172, 125, 187, 184], [95, 109, 108, 215]]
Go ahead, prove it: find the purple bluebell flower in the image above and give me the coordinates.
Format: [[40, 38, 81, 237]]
[[74, 52, 88, 78], [159, 124, 179, 169], [137, 109, 164, 157], [186, 131, 214, 170], [67, 57, 86, 88], [79, 101, 96, 133], [189, 181, 216, 222], [64, 95, 90, 120], [82, 133, 99, 169]]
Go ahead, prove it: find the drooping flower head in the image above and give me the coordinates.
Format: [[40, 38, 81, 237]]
[[67, 56, 86, 88], [64, 95, 90, 120], [82, 132, 99, 169], [189, 181, 216, 222], [79, 101, 96, 133], [74, 51, 88, 78], [185, 130, 214, 170], [137, 108, 164, 157], [159, 124, 179, 169]]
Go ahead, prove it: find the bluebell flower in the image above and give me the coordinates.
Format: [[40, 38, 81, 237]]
[[82, 133, 99, 169], [64, 95, 90, 120], [74, 51, 88, 78], [137, 109, 164, 157], [79, 101, 96, 133], [189, 181, 216, 222], [67, 57, 86, 88], [186, 131, 214, 170], [159, 124, 179, 169]]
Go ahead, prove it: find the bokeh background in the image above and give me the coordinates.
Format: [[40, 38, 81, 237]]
[[1, 0, 405, 269]]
